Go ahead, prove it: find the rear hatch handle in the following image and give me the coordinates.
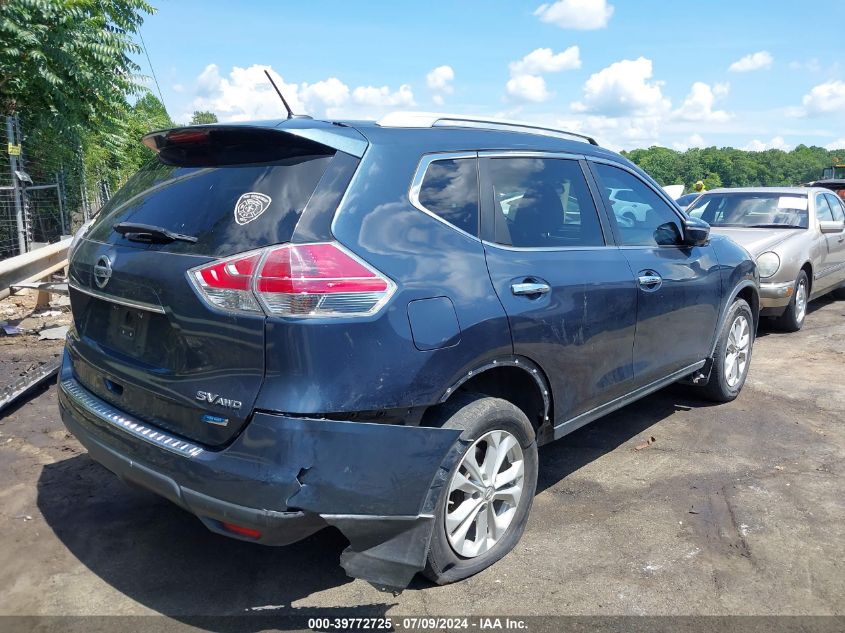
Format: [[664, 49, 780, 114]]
[[113, 222, 198, 245]]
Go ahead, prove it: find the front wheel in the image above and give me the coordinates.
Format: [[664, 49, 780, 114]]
[[700, 298, 755, 402], [774, 270, 809, 332], [423, 393, 538, 585]]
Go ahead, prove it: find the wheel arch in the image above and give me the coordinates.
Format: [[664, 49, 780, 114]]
[[710, 280, 760, 357], [428, 356, 553, 444], [800, 261, 813, 294]]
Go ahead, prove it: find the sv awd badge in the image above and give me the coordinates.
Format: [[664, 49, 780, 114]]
[[196, 391, 242, 411]]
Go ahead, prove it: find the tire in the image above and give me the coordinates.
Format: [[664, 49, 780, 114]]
[[774, 270, 809, 332], [701, 298, 754, 402], [423, 392, 538, 585]]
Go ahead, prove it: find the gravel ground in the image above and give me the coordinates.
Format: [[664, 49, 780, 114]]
[[0, 293, 842, 626]]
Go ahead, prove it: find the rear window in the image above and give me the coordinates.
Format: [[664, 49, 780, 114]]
[[416, 158, 479, 236], [87, 138, 335, 256]]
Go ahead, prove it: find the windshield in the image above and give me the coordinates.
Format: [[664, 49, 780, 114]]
[[676, 194, 699, 206], [687, 192, 808, 228]]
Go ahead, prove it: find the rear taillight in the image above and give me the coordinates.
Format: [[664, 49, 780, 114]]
[[188, 242, 394, 317], [190, 250, 263, 313]]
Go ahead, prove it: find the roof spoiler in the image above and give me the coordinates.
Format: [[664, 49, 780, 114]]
[[142, 123, 368, 159]]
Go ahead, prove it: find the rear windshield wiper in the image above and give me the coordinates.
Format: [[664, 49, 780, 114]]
[[113, 222, 198, 244]]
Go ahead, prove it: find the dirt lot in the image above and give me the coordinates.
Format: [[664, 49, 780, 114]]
[[0, 293, 843, 624]]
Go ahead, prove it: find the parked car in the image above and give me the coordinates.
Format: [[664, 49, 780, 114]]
[[608, 186, 652, 224], [675, 192, 702, 211], [58, 113, 759, 592], [687, 187, 845, 331]]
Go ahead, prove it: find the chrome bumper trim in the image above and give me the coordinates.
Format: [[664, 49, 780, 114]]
[[68, 281, 166, 314], [61, 379, 204, 458]]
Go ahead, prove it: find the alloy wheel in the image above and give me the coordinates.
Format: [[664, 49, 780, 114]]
[[445, 430, 525, 558], [725, 314, 751, 388], [795, 279, 807, 324]]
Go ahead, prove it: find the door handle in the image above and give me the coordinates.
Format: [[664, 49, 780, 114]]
[[511, 282, 551, 296], [637, 273, 662, 289]]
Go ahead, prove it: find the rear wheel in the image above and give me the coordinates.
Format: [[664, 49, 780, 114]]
[[701, 298, 754, 402], [423, 393, 538, 585], [774, 270, 809, 332]]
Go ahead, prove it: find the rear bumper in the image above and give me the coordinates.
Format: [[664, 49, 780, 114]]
[[57, 351, 461, 591], [759, 280, 794, 315]]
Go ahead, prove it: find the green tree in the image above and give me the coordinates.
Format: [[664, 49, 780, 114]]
[[0, 0, 157, 233], [628, 146, 682, 186], [702, 172, 723, 190], [624, 144, 841, 192], [190, 110, 218, 125], [0, 0, 155, 132], [84, 92, 174, 194]]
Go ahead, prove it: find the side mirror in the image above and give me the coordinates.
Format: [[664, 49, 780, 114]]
[[683, 216, 711, 246], [819, 219, 845, 234]]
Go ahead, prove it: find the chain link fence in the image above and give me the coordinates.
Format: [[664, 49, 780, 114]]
[[0, 114, 112, 260]]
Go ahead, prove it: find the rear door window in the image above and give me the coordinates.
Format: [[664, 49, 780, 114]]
[[486, 157, 604, 248], [87, 136, 335, 257], [416, 158, 479, 236]]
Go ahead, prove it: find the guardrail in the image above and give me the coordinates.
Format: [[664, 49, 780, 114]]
[[0, 238, 71, 300]]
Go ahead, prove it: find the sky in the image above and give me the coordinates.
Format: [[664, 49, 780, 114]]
[[134, 0, 845, 152]]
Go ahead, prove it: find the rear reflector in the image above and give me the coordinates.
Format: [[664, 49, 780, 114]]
[[188, 242, 395, 317], [222, 522, 262, 539]]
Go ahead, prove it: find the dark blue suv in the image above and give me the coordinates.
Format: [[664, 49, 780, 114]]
[[58, 113, 759, 592]]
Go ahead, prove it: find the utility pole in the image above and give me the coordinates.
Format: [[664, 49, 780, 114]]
[[5, 115, 26, 254]]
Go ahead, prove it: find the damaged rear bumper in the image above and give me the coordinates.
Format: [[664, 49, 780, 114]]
[[57, 354, 461, 591]]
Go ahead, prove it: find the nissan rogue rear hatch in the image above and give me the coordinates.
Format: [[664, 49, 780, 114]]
[[68, 126, 340, 446]]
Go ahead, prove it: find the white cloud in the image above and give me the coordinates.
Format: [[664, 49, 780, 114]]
[[189, 64, 305, 121], [534, 0, 614, 30], [300, 77, 350, 110], [186, 64, 415, 121], [509, 47, 581, 75], [826, 138, 845, 150], [172, 83, 185, 94], [506, 47, 580, 105], [744, 136, 790, 151], [789, 58, 821, 73], [352, 84, 415, 107], [728, 51, 773, 73], [673, 82, 731, 122], [801, 80, 845, 116], [554, 114, 661, 151], [672, 134, 706, 151], [571, 57, 670, 116], [426, 65, 455, 93], [426, 65, 454, 105], [506, 74, 550, 103]]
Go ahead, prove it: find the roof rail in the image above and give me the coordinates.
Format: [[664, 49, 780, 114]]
[[376, 111, 598, 146]]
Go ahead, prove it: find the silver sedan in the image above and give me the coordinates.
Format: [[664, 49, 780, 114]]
[[687, 187, 845, 331]]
